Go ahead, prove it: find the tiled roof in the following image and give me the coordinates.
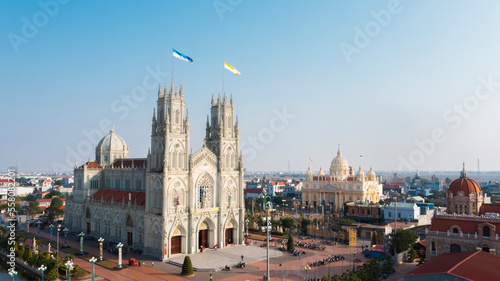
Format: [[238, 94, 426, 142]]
[[79, 161, 102, 169], [0, 178, 15, 183], [91, 189, 145, 206], [480, 203, 500, 215], [449, 177, 481, 196], [405, 251, 500, 280], [430, 214, 500, 235]]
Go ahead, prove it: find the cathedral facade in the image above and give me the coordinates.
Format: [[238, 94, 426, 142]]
[[301, 148, 382, 212], [65, 84, 245, 260]]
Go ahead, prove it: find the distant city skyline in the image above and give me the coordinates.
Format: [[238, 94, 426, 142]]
[[3, 1, 500, 172]]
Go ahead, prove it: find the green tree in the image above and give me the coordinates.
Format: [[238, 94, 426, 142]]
[[181, 256, 194, 275], [272, 196, 283, 206], [44, 190, 63, 199], [23, 246, 32, 261], [287, 232, 295, 251], [16, 177, 28, 185], [46, 198, 64, 222], [28, 201, 41, 214], [281, 217, 296, 233], [338, 218, 355, 226], [46, 268, 59, 281], [255, 196, 265, 205], [389, 229, 419, 254], [300, 218, 312, 233], [54, 180, 64, 186], [445, 177, 452, 184]]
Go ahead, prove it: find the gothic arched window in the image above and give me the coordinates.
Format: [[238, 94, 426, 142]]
[[175, 110, 180, 124]]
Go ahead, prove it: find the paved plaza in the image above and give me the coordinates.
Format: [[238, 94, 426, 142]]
[[26, 225, 418, 280], [167, 244, 283, 272]]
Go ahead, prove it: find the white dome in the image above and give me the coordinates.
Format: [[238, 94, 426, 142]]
[[95, 126, 129, 166], [96, 127, 128, 152], [318, 167, 325, 176], [368, 166, 376, 181], [330, 147, 349, 179]]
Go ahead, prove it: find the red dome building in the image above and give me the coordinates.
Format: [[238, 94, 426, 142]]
[[447, 164, 483, 215]]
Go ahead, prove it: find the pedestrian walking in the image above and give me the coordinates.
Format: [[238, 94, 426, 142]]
[[152, 261, 154, 267], [210, 273, 213, 280]]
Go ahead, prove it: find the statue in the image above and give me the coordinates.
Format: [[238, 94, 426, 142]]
[[176, 196, 180, 206], [33, 238, 37, 253]]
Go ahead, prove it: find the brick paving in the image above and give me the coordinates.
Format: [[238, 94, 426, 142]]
[[26, 224, 398, 281]]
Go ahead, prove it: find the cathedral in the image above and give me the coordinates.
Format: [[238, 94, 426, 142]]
[[65, 84, 245, 260], [301, 148, 382, 212]]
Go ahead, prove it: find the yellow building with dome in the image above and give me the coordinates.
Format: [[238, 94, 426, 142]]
[[301, 148, 382, 212]]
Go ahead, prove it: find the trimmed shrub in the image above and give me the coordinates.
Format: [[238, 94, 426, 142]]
[[287, 232, 295, 251], [181, 256, 194, 275]]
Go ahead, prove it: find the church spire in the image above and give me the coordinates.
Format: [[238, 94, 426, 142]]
[[180, 84, 184, 99], [152, 108, 156, 122], [223, 94, 227, 106], [230, 93, 233, 106], [206, 115, 210, 139], [211, 93, 215, 106], [158, 84, 163, 98], [164, 83, 168, 97], [460, 162, 468, 178]]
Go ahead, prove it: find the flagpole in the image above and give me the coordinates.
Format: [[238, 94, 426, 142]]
[[172, 50, 174, 85], [222, 62, 225, 94]]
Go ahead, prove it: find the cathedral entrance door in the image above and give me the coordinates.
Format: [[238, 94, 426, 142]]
[[127, 232, 133, 246], [171, 236, 181, 254], [225, 228, 233, 246], [199, 229, 208, 249], [86, 223, 91, 235]]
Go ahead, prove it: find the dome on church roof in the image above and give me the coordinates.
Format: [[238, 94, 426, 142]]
[[368, 166, 376, 181], [330, 147, 349, 173], [96, 127, 129, 153], [318, 167, 325, 176], [449, 163, 481, 196]]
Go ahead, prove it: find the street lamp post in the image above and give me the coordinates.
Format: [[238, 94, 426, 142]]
[[8, 270, 17, 281], [65, 260, 73, 281], [27, 217, 30, 234], [38, 264, 47, 281], [263, 196, 273, 281], [305, 264, 311, 281], [49, 224, 54, 243], [117, 243, 124, 268], [63, 228, 69, 248], [89, 257, 97, 281], [56, 224, 61, 268], [98, 237, 104, 261], [78, 232, 85, 254], [353, 251, 357, 271]]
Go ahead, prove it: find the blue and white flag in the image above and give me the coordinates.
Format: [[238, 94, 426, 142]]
[[172, 49, 193, 63]]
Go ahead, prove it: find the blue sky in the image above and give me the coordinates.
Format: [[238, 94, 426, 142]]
[[2, 0, 500, 173]]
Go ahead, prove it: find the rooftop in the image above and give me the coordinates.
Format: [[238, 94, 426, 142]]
[[404, 251, 500, 280]]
